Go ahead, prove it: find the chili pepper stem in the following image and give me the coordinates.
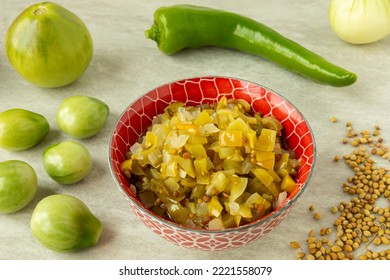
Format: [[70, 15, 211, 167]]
[[145, 23, 159, 42]]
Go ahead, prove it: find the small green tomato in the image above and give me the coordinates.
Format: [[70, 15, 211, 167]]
[[0, 108, 50, 151], [0, 160, 37, 214], [31, 194, 102, 252], [56, 95, 109, 139], [43, 140, 92, 184]]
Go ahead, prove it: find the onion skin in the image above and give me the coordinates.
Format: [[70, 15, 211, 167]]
[[329, 0, 390, 44]]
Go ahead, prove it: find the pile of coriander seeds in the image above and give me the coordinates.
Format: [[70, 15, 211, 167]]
[[290, 120, 390, 260]]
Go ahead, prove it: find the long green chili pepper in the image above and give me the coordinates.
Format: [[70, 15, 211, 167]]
[[145, 5, 357, 87]]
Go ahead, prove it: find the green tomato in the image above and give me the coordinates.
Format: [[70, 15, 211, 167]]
[[57, 95, 109, 139], [0, 108, 50, 151], [43, 141, 92, 184], [0, 160, 37, 214], [5, 2, 93, 88], [31, 194, 102, 252]]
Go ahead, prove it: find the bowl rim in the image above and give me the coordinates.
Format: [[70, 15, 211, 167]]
[[108, 75, 317, 234]]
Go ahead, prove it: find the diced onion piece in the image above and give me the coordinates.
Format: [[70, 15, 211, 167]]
[[208, 217, 225, 230]]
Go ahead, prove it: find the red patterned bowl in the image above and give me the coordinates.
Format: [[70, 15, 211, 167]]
[[109, 76, 316, 251]]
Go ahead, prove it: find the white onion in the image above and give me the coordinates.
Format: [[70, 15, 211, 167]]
[[329, 0, 390, 44]]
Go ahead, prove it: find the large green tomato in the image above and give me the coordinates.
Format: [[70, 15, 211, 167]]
[[0, 160, 37, 214], [43, 141, 92, 185], [5, 2, 93, 88], [31, 194, 102, 252], [57, 95, 110, 139]]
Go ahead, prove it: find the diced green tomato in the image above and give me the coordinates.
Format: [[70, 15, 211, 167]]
[[222, 213, 236, 228], [281, 173, 297, 193], [275, 153, 289, 170], [190, 185, 206, 200], [150, 205, 165, 216], [130, 160, 146, 176], [215, 113, 229, 129], [244, 192, 263, 206], [246, 130, 257, 149], [255, 150, 275, 170], [164, 177, 180, 193], [276, 168, 289, 178], [226, 118, 251, 132], [185, 143, 207, 158], [138, 190, 156, 209], [229, 176, 248, 201], [262, 193, 274, 203], [163, 177, 185, 201], [262, 117, 283, 132], [194, 110, 213, 126], [142, 132, 158, 155], [194, 157, 210, 184], [216, 96, 228, 110], [234, 215, 242, 227], [253, 198, 272, 219], [185, 201, 196, 214], [239, 204, 252, 218], [166, 203, 189, 225], [164, 102, 184, 116], [218, 146, 237, 159], [266, 182, 282, 198], [176, 123, 200, 134], [222, 159, 244, 174], [268, 169, 282, 182], [187, 134, 208, 144], [208, 196, 223, 217], [219, 131, 242, 147], [251, 167, 274, 187], [180, 177, 197, 188], [256, 128, 276, 152], [175, 156, 196, 178], [206, 171, 229, 195], [120, 159, 132, 174], [247, 177, 273, 197], [150, 179, 172, 205]]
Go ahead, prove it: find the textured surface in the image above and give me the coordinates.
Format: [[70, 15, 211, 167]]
[[0, 0, 389, 259]]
